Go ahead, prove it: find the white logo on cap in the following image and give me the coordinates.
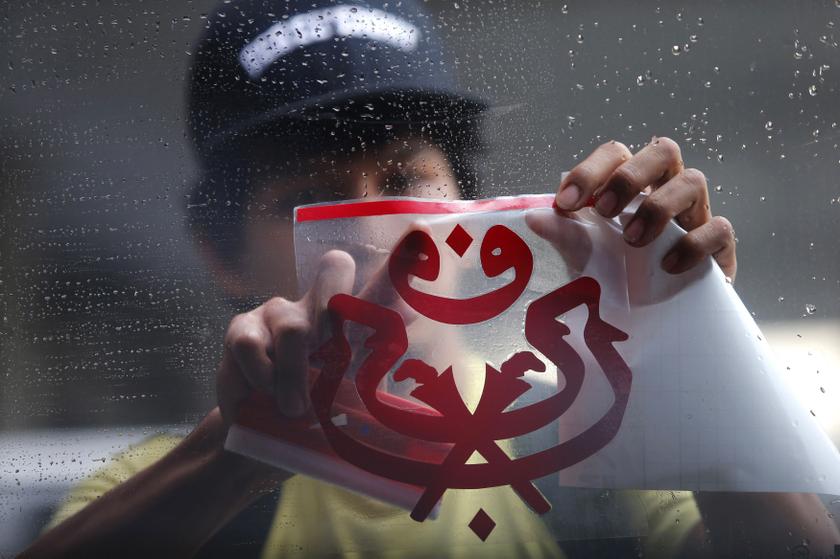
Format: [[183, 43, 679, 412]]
[[239, 5, 420, 79]]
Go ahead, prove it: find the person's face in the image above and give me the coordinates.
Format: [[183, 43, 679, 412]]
[[237, 135, 460, 299]]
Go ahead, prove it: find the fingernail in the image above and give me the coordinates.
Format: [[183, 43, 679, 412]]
[[661, 251, 681, 273], [623, 217, 645, 244], [280, 391, 307, 417], [556, 183, 581, 209], [595, 190, 618, 216]]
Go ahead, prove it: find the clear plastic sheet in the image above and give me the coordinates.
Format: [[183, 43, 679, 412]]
[[226, 193, 840, 544]]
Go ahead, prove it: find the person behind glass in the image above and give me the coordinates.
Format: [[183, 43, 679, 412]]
[[23, 1, 839, 558]]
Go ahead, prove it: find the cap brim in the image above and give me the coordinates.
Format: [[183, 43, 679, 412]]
[[200, 84, 488, 157]]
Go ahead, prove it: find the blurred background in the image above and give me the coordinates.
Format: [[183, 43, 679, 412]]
[[2, 0, 840, 554]]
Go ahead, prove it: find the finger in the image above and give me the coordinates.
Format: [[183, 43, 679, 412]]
[[555, 140, 632, 211], [622, 168, 712, 247], [216, 352, 253, 426], [356, 246, 405, 308], [661, 216, 737, 280], [224, 312, 274, 392], [303, 250, 356, 340], [356, 256, 418, 326], [525, 209, 593, 274], [262, 298, 312, 417], [595, 137, 684, 218], [356, 223, 432, 323]]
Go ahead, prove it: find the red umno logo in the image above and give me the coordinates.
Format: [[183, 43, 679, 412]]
[[310, 223, 632, 540]]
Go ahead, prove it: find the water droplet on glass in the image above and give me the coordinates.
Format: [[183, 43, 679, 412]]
[[671, 45, 682, 56], [765, 120, 774, 130]]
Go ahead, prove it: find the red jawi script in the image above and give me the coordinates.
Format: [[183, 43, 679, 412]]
[[303, 222, 632, 537], [234, 219, 631, 540]]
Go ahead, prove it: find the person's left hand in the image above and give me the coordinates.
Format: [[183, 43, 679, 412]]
[[553, 137, 737, 281]]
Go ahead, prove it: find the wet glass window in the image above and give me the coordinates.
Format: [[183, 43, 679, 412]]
[[3, 2, 840, 557]]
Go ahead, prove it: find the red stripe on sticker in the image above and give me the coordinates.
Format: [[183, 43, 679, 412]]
[[295, 194, 557, 222]]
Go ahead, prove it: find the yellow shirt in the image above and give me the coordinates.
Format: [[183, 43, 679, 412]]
[[46, 434, 701, 558]]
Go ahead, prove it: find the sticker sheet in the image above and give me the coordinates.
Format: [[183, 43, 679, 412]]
[[226, 194, 840, 542]]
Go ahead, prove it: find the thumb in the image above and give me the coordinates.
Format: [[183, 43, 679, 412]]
[[525, 208, 593, 275], [355, 221, 434, 325], [303, 249, 357, 341]]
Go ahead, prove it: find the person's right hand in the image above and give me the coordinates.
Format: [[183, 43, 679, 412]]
[[216, 249, 358, 424]]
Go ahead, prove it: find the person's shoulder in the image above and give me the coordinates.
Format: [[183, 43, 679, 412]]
[[44, 433, 183, 532]]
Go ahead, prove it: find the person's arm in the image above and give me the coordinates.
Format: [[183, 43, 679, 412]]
[[640, 490, 840, 558], [23, 250, 363, 558], [693, 492, 840, 558], [21, 408, 287, 559]]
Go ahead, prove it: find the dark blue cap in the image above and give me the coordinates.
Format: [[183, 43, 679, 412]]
[[187, 0, 486, 163]]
